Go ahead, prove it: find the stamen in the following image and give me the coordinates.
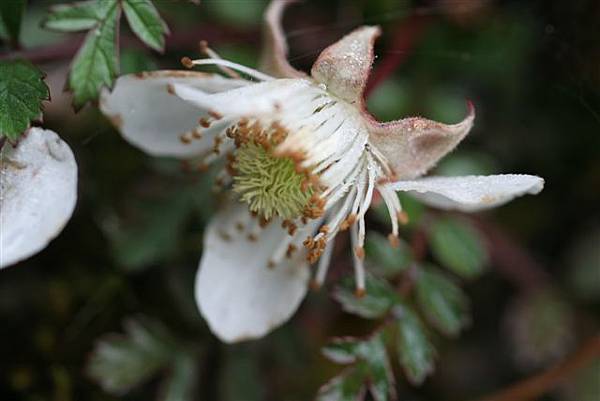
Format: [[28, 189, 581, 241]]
[[187, 58, 275, 81], [198, 40, 241, 79]]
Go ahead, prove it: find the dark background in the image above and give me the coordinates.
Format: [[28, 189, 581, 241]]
[[1, 0, 598, 400]]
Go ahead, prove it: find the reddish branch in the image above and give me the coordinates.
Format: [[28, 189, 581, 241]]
[[365, 13, 431, 97], [475, 334, 600, 401], [470, 216, 549, 290]]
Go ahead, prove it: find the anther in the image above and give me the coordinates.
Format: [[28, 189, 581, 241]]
[[208, 110, 223, 120], [354, 246, 365, 260], [388, 234, 400, 248], [198, 117, 211, 128], [354, 288, 366, 298], [397, 211, 409, 225], [181, 57, 194, 69]]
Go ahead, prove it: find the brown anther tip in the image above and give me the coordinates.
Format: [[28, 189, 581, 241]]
[[247, 233, 258, 242], [388, 234, 400, 248], [208, 110, 223, 120], [397, 211, 410, 225], [181, 56, 194, 69], [235, 222, 245, 232], [319, 225, 330, 235], [354, 246, 365, 260], [267, 260, 276, 269], [219, 232, 232, 241], [179, 134, 192, 144], [166, 83, 176, 95], [197, 163, 209, 172], [309, 280, 321, 291], [355, 288, 366, 298], [199, 117, 210, 128]]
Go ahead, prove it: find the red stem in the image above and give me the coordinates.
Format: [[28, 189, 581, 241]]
[[365, 13, 431, 97]]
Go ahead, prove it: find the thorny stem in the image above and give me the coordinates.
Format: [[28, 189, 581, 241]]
[[474, 334, 600, 401], [365, 13, 431, 97]]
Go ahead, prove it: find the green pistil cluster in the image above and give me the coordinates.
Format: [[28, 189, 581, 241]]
[[232, 141, 313, 220]]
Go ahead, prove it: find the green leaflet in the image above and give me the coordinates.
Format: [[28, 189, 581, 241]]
[[122, 0, 169, 52], [0, 60, 49, 141]]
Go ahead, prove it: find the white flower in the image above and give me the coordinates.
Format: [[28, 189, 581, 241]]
[[100, 0, 544, 343], [1, 128, 78, 268]]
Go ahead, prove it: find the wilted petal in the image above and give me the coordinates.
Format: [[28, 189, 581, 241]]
[[259, 0, 305, 78], [195, 204, 310, 343], [100, 71, 248, 158], [369, 102, 475, 179], [1, 128, 77, 268], [387, 174, 544, 212], [311, 26, 381, 104]]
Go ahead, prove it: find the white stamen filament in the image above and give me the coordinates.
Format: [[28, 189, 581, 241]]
[[189, 58, 275, 82], [314, 239, 335, 287]]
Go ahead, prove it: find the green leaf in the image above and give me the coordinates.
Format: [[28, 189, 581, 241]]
[[322, 335, 395, 401], [361, 334, 395, 401], [365, 231, 412, 277], [416, 266, 471, 337], [333, 273, 400, 319], [430, 217, 488, 279], [0, 0, 26, 44], [43, 1, 100, 32], [123, 0, 169, 52], [87, 318, 178, 394], [393, 305, 436, 385], [316, 365, 368, 401], [67, 0, 120, 109], [161, 354, 197, 401], [0, 60, 49, 141]]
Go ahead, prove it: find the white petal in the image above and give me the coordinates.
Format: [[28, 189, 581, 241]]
[[195, 204, 310, 343], [387, 174, 544, 212], [1, 128, 78, 268], [172, 78, 314, 118], [100, 71, 248, 158]]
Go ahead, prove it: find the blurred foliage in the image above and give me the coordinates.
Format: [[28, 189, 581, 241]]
[[1, 0, 599, 400]]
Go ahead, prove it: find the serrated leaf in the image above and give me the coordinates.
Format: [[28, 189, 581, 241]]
[[0, 0, 26, 44], [365, 231, 412, 277], [87, 318, 178, 394], [322, 335, 396, 401], [430, 217, 488, 279], [43, 1, 100, 32], [123, 0, 169, 52], [362, 334, 396, 401], [416, 267, 471, 337], [316, 365, 368, 401], [393, 305, 436, 385], [67, 0, 120, 109], [333, 273, 400, 319], [0, 60, 49, 141]]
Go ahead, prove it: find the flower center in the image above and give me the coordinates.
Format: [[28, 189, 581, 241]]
[[232, 140, 314, 220]]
